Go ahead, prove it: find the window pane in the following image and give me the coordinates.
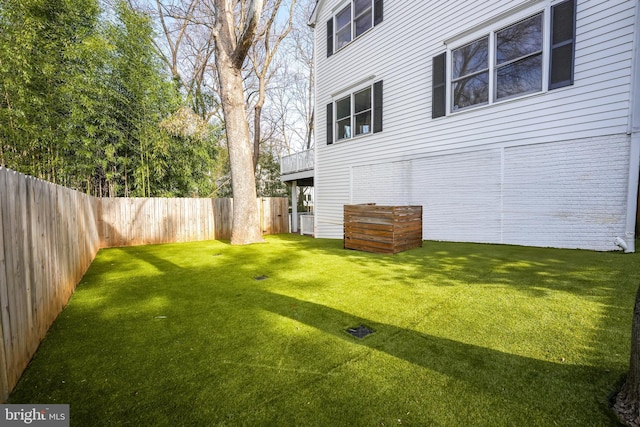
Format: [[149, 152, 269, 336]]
[[336, 5, 351, 30], [335, 5, 352, 49], [337, 118, 351, 140], [354, 0, 371, 15], [496, 14, 542, 65], [336, 26, 351, 49], [453, 37, 488, 79], [496, 54, 542, 99], [336, 96, 350, 120], [355, 111, 371, 135], [355, 10, 372, 37], [452, 72, 489, 110], [354, 88, 371, 114]]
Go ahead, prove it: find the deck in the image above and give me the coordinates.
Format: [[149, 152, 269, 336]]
[[280, 149, 314, 185]]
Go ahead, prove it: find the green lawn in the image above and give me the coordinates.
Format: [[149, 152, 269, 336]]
[[10, 235, 640, 426]]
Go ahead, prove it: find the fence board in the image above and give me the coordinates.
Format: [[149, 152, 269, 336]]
[[0, 170, 11, 398], [4, 170, 21, 387]]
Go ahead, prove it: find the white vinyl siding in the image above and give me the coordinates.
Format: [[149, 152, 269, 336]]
[[313, 0, 637, 249]]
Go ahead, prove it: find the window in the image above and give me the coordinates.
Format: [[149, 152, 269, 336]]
[[432, 0, 576, 117], [451, 13, 542, 111], [326, 0, 383, 57], [354, 0, 373, 37], [452, 36, 489, 110], [495, 13, 543, 100], [327, 81, 383, 145], [336, 95, 352, 140], [335, 5, 352, 51], [354, 87, 372, 136]]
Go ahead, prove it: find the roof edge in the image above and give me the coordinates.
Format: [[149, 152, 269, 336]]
[[308, 0, 323, 27]]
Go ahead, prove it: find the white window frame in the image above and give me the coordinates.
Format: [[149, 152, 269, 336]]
[[331, 0, 375, 53], [331, 80, 376, 143], [446, 3, 552, 114]]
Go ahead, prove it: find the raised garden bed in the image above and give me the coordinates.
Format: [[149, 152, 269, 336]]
[[343, 204, 423, 254]]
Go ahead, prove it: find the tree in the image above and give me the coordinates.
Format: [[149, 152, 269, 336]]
[[0, 0, 102, 182], [150, 0, 297, 244], [614, 284, 640, 426], [247, 0, 296, 169], [0, 0, 217, 197], [145, 0, 311, 240], [257, 0, 314, 158], [210, 0, 265, 244]]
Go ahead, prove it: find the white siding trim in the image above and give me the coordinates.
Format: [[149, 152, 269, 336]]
[[626, 133, 640, 251], [630, 0, 640, 134], [500, 147, 505, 243], [622, 0, 640, 252]]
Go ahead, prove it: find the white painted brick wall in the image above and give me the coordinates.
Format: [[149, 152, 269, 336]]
[[351, 160, 411, 205], [345, 135, 631, 251], [409, 150, 503, 244], [502, 135, 630, 250]]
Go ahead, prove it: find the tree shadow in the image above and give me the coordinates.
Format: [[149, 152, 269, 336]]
[[258, 290, 610, 408]]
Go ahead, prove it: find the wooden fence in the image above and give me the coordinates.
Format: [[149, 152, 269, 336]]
[[0, 166, 288, 401], [98, 197, 287, 247], [0, 168, 101, 402]]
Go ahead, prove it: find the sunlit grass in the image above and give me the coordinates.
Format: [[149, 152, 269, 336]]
[[9, 235, 640, 426]]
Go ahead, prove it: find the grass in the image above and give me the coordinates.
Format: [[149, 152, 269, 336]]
[[9, 234, 640, 426]]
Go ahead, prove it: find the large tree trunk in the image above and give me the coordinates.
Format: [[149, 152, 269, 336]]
[[614, 284, 640, 426], [216, 53, 264, 245], [211, 0, 264, 245]]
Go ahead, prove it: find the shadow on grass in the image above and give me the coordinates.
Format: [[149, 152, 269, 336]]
[[260, 289, 608, 393]]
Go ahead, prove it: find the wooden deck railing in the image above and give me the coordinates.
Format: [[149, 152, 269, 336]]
[[280, 149, 314, 175]]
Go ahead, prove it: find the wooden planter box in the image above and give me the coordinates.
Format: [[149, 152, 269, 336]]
[[344, 204, 423, 254]]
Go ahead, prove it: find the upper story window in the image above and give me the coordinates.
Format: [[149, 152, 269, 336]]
[[335, 5, 352, 50], [432, 0, 576, 118], [327, 0, 383, 57], [451, 13, 543, 111], [354, 0, 374, 37], [495, 13, 543, 100], [452, 36, 490, 110]]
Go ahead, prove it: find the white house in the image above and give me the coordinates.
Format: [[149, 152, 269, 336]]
[[308, 0, 640, 252]]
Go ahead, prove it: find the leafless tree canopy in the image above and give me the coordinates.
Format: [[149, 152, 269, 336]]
[[129, 0, 313, 157]]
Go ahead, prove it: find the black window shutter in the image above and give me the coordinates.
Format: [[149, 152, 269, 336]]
[[373, 80, 383, 133], [327, 19, 334, 57], [374, 0, 383, 26], [326, 102, 333, 145], [432, 52, 447, 118], [549, 0, 576, 90]]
